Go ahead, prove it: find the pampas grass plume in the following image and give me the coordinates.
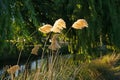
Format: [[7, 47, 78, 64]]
[[7, 65, 20, 74], [72, 19, 88, 29], [51, 18, 66, 33], [31, 45, 39, 55], [39, 24, 52, 33], [49, 34, 61, 50]]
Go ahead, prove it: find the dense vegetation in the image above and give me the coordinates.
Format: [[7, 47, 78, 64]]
[[0, 0, 120, 57], [0, 0, 120, 58], [0, 0, 120, 80]]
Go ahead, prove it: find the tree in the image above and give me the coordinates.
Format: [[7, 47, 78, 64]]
[[0, 0, 120, 57]]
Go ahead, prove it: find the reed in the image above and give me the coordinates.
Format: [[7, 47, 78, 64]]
[[14, 53, 120, 80], [7, 65, 20, 80]]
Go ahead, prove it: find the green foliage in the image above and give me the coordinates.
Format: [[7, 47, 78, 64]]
[[0, 0, 120, 57], [0, 0, 13, 55]]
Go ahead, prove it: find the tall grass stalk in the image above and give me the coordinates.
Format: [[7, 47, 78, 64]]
[[14, 53, 120, 80]]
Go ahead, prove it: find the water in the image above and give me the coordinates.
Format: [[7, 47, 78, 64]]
[[0, 58, 43, 78], [0, 54, 71, 79]]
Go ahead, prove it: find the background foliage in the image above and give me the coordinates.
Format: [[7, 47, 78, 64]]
[[0, 0, 120, 58]]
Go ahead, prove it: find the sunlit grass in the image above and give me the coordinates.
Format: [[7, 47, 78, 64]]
[[2, 18, 120, 80], [13, 53, 120, 80]]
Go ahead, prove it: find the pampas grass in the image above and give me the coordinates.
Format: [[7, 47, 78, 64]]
[[4, 18, 120, 80], [72, 19, 88, 29], [38, 24, 52, 33], [48, 34, 61, 51], [51, 18, 66, 33], [7, 65, 20, 80], [14, 53, 120, 80], [7, 65, 20, 74], [31, 45, 40, 55]]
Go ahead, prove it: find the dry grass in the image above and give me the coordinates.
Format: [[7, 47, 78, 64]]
[[38, 24, 52, 33], [13, 53, 120, 80], [4, 19, 120, 80], [72, 19, 88, 29], [51, 18, 66, 33], [7, 65, 20, 80], [31, 45, 40, 55]]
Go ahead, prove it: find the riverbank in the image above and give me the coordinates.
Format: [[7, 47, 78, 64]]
[[0, 53, 40, 69], [1, 53, 120, 80], [13, 54, 120, 80]]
